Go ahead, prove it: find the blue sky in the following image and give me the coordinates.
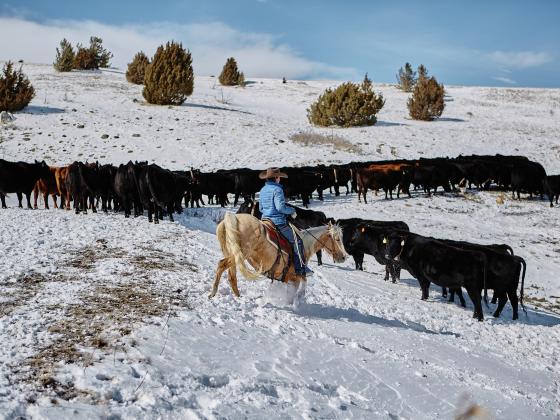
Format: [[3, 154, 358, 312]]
[[1, 0, 559, 87]]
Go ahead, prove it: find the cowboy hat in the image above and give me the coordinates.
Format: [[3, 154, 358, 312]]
[[259, 167, 288, 179]]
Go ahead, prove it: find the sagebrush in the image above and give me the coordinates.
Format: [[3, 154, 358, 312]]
[[143, 41, 194, 105], [0, 61, 35, 112]]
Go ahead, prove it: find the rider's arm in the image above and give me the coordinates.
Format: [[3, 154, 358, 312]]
[[274, 190, 295, 215]]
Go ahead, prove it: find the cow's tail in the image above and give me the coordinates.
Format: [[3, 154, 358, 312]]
[[482, 253, 488, 307], [517, 256, 527, 315], [505, 244, 514, 255], [146, 167, 169, 209], [222, 213, 261, 280]]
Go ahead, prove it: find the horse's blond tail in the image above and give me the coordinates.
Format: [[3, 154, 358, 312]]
[[222, 212, 261, 280]]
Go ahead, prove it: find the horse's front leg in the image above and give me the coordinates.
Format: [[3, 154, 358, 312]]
[[210, 257, 233, 298], [295, 279, 307, 305]]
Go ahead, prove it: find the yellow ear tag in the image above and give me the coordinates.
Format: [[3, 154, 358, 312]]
[[361, 227, 365, 233], [382, 237, 388, 244]]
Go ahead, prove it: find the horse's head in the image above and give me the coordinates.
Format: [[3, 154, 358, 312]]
[[322, 221, 347, 263]]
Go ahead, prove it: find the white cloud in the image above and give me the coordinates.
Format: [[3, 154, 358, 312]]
[[0, 17, 357, 80], [493, 76, 516, 85], [488, 50, 553, 69]]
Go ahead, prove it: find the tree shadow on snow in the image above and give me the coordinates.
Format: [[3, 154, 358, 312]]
[[292, 302, 459, 337], [182, 102, 253, 115], [376, 120, 407, 127], [437, 117, 465, 122], [21, 105, 65, 115]]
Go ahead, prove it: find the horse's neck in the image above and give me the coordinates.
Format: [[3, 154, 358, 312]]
[[299, 226, 327, 259]]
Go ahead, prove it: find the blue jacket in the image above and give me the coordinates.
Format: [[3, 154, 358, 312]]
[[259, 181, 295, 226]]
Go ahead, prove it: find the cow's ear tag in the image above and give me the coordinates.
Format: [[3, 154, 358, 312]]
[[361, 227, 365, 233], [382, 237, 388, 244], [400, 240, 405, 246]]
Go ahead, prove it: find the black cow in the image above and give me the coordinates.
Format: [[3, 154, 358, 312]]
[[114, 161, 143, 218], [95, 164, 117, 212], [196, 171, 235, 207], [384, 232, 488, 321], [229, 168, 262, 206], [145, 164, 191, 223], [282, 168, 323, 208], [413, 160, 454, 195], [65, 161, 102, 214], [545, 175, 560, 207], [331, 165, 353, 196], [237, 199, 331, 264], [339, 218, 409, 281], [437, 239, 525, 320], [0, 159, 51, 209], [511, 161, 547, 200]]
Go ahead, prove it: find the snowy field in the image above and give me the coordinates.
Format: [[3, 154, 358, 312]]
[[1, 64, 559, 418]]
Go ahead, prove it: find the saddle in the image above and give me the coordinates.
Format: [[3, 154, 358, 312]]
[[262, 219, 292, 255], [261, 219, 293, 282]]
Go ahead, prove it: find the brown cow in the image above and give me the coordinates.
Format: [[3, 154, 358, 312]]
[[358, 163, 413, 203], [54, 166, 70, 209], [33, 166, 60, 209]]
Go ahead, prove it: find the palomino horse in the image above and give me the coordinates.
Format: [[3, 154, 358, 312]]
[[210, 212, 346, 298]]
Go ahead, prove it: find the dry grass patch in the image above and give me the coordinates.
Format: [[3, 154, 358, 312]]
[[0, 272, 54, 317], [24, 281, 191, 401], [290, 130, 364, 155], [66, 239, 126, 271]]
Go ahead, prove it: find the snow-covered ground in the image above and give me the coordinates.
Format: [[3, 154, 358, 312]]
[[1, 64, 559, 418]]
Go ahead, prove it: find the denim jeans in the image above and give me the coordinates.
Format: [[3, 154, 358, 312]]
[[277, 223, 306, 275]]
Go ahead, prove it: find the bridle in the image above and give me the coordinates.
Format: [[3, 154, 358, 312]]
[[294, 222, 345, 259]]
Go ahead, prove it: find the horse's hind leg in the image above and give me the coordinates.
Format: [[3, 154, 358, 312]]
[[210, 257, 233, 298], [227, 265, 241, 298]]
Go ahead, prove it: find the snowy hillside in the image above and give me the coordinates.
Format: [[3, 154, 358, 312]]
[[1, 64, 559, 419]]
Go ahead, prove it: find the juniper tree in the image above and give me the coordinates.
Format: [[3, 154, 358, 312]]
[[396, 62, 416, 92], [407, 75, 445, 121], [417, 64, 428, 81], [219, 57, 243, 86], [142, 41, 194, 105], [0, 61, 35, 112], [53, 38, 75, 72], [89, 36, 112, 68], [307, 76, 385, 127], [126, 51, 150, 85]]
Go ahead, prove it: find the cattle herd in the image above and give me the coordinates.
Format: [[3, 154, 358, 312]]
[[1, 153, 558, 321]]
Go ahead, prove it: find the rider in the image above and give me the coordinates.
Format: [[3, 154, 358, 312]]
[[258, 167, 311, 279]]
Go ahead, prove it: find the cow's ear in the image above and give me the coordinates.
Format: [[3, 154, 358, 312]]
[[400, 239, 405, 246], [382, 237, 388, 244]]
